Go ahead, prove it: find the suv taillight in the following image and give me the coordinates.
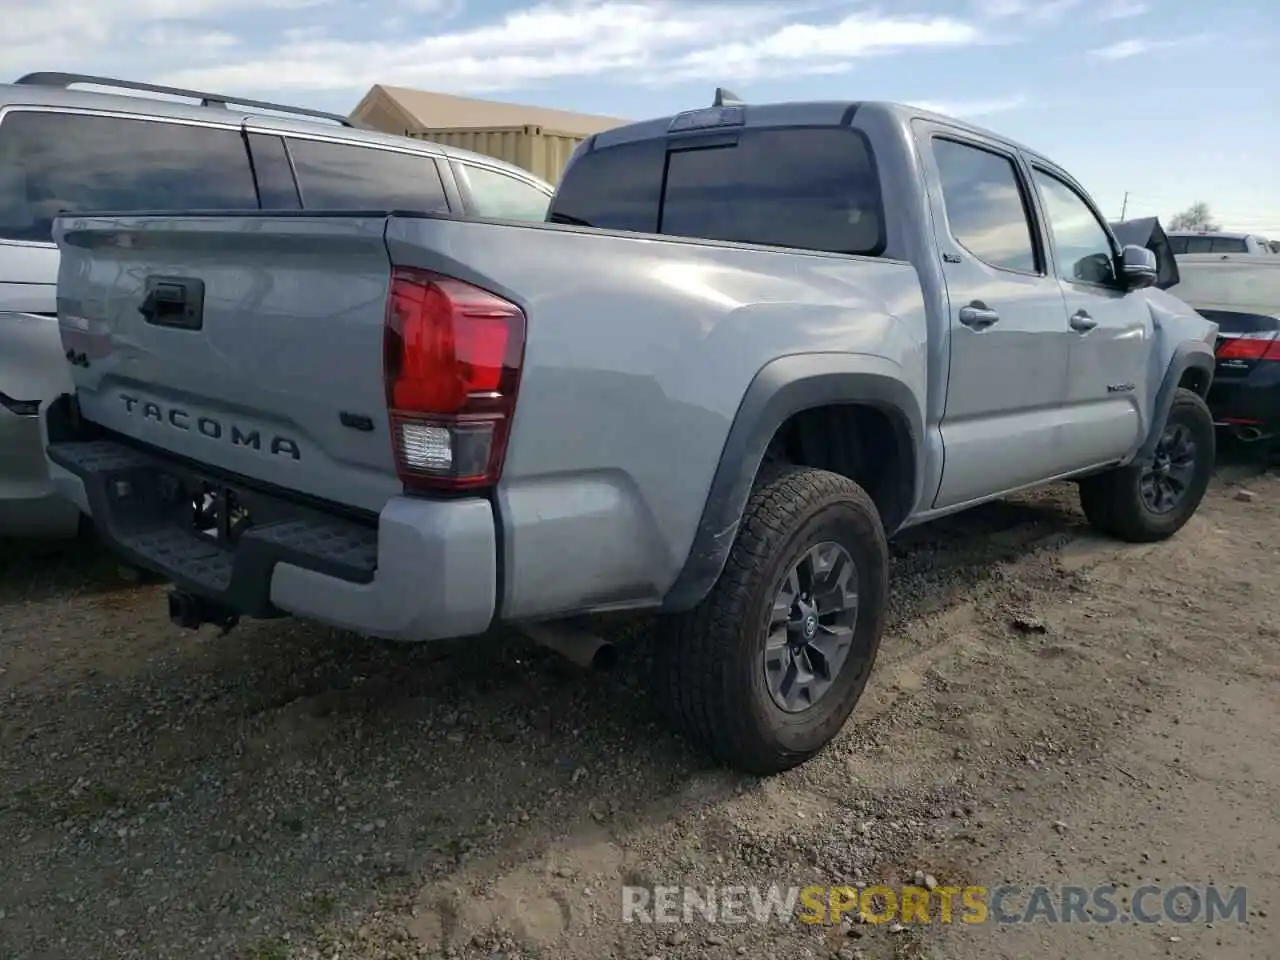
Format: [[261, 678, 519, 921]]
[[383, 267, 525, 492]]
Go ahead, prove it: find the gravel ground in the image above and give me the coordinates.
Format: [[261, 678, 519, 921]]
[[1, 457, 1276, 960]]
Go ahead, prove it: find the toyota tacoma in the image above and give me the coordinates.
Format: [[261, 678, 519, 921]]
[[44, 97, 1218, 774]]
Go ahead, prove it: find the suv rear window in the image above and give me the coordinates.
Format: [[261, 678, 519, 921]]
[[550, 127, 884, 256], [1179, 235, 1248, 254], [0, 111, 258, 243]]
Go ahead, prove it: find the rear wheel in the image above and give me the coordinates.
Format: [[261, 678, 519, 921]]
[[1079, 387, 1215, 543], [656, 465, 888, 775]]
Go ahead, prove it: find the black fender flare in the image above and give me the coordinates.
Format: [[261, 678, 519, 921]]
[[1136, 342, 1215, 461], [660, 355, 923, 613]]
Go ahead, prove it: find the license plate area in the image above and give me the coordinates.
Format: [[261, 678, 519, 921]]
[[100, 462, 268, 544], [190, 481, 253, 546]]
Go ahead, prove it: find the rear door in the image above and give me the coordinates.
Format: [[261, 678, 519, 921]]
[[915, 127, 1074, 508], [1027, 163, 1152, 469]]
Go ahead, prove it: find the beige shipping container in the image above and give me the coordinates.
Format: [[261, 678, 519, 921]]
[[408, 126, 586, 184]]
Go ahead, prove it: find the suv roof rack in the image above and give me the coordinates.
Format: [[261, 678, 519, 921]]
[[13, 72, 366, 129]]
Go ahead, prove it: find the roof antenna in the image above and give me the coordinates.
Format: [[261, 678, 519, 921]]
[[713, 87, 744, 107]]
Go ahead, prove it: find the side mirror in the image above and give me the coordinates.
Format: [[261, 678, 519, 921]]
[[1121, 244, 1158, 290]]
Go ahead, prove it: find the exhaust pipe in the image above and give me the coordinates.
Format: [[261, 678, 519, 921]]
[[1236, 426, 1266, 443], [520, 622, 617, 670]]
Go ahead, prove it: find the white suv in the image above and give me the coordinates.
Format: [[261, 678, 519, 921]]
[[0, 72, 554, 537], [1167, 231, 1275, 256]]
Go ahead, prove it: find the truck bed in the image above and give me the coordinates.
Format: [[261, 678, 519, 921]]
[[49, 210, 927, 634]]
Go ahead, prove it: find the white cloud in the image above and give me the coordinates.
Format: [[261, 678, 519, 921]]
[[970, 0, 1081, 23], [1089, 34, 1204, 60], [906, 94, 1029, 118], [1091, 38, 1149, 60], [1092, 0, 1150, 21], [0, 0, 321, 81], [1, 1, 988, 100], [652, 11, 982, 84]]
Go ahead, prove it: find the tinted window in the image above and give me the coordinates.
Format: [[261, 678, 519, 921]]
[[0, 111, 257, 243], [659, 129, 883, 254], [1168, 236, 1189, 254], [1031, 168, 1117, 285], [548, 139, 665, 233], [287, 139, 447, 211], [549, 128, 884, 255], [248, 133, 300, 209], [457, 163, 550, 221], [1183, 236, 1214, 254], [1211, 237, 1247, 253], [933, 138, 1037, 273]]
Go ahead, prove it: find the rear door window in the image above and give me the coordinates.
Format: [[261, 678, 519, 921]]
[[0, 110, 258, 243], [1210, 237, 1248, 253], [932, 138, 1038, 273], [286, 138, 448, 212], [455, 163, 550, 221], [550, 127, 885, 255]]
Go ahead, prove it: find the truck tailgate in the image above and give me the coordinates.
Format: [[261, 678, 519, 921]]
[[53, 214, 401, 514]]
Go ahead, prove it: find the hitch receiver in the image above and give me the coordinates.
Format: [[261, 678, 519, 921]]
[[168, 589, 241, 636]]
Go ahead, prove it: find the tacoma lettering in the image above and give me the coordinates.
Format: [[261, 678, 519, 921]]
[[119, 394, 300, 460]]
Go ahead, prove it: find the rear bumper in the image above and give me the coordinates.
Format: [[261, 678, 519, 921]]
[[46, 439, 497, 642], [1207, 361, 1280, 433]]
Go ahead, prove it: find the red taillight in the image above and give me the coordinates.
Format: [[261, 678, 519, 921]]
[[1216, 332, 1280, 361], [383, 267, 525, 492]]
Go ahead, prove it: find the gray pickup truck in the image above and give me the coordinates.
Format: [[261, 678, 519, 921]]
[[44, 97, 1218, 775]]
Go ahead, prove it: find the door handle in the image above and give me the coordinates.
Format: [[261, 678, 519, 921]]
[[1069, 310, 1098, 333], [958, 302, 1000, 330]]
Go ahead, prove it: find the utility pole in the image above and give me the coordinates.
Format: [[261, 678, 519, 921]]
[[1120, 191, 1129, 221]]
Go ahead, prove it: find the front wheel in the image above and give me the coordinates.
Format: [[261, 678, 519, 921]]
[[1079, 387, 1215, 543], [656, 466, 888, 775]]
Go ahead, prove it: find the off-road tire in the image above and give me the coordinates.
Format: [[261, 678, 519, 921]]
[[1079, 387, 1215, 543], [656, 465, 888, 775]]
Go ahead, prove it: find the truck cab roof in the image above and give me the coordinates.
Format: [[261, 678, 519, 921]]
[[588, 99, 1039, 158]]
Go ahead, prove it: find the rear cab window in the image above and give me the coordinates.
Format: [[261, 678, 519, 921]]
[[549, 125, 885, 256], [0, 110, 258, 244]]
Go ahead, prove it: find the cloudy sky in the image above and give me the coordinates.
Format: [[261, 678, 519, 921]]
[[3, 0, 1276, 234]]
